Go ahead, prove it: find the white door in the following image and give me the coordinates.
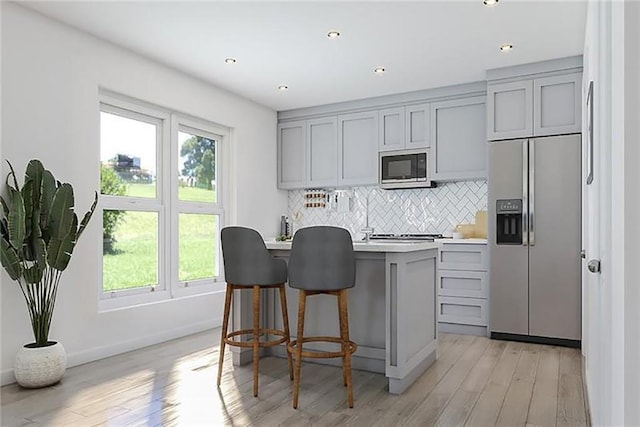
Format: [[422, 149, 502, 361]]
[[582, 79, 607, 425], [583, 6, 615, 420]]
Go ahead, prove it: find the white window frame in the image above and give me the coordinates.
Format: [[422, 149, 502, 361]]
[[171, 115, 227, 298], [98, 93, 228, 310]]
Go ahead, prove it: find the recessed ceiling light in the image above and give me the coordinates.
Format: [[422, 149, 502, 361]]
[[374, 67, 386, 74], [277, 85, 289, 91], [499, 44, 513, 52], [224, 57, 237, 64], [483, 0, 499, 6], [327, 31, 341, 39]]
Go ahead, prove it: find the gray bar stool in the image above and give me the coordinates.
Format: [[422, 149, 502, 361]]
[[287, 226, 358, 409], [218, 226, 293, 397]]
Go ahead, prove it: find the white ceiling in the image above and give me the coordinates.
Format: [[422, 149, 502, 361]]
[[22, 1, 587, 112]]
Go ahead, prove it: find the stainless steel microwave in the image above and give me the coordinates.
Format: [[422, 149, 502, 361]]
[[379, 149, 432, 189]]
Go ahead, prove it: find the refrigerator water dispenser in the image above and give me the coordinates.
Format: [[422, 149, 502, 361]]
[[496, 199, 522, 245]]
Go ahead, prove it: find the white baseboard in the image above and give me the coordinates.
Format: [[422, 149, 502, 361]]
[[0, 317, 221, 386]]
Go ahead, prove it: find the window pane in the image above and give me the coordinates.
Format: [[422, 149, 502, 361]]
[[100, 111, 157, 198], [179, 214, 218, 282], [103, 210, 158, 291], [178, 130, 217, 203]]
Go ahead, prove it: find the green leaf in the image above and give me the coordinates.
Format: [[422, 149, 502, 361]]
[[7, 190, 25, 252], [23, 264, 43, 284], [39, 170, 56, 239], [0, 238, 22, 280], [25, 209, 42, 262], [76, 191, 97, 240], [33, 236, 46, 267], [0, 219, 7, 239], [21, 180, 33, 243], [47, 183, 74, 240], [0, 196, 8, 218], [5, 160, 19, 191], [46, 234, 75, 271], [25, 160, 44, 209]]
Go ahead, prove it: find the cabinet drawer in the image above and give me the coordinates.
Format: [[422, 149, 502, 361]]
[[438, 244, 488, 271], [438, 270, 488, 298], [438, 296, 488, 326]]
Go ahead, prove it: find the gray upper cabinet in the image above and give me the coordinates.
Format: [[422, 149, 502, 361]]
[[405, 103, 430, 149], [338, 111, 379, 186], [487, 80, 533, 140], [378, 104, 429, 151], [307, 117, 338, 187], [534, 73, 582, 136], [488, 72, 582, 141], [431, 96, 487, 181], [378, 107, 405, 151], [277, 120, 306, 189]]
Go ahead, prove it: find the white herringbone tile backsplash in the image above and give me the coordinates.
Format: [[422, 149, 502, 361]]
[[286, 181, 487, 239]]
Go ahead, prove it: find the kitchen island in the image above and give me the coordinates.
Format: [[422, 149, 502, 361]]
[[233, 240, 439, 394]]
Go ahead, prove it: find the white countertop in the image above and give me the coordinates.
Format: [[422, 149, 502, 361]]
[[436, 238, 487, 245], [265, 239, 439, 253]]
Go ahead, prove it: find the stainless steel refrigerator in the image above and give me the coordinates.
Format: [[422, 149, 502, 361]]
[[488, 134, 581, 345]]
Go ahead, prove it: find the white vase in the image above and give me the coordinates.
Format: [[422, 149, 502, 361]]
[[14, 341, 67, 388]]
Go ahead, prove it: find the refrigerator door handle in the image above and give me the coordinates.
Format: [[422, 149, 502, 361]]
[[522, 141, 529, 246], [529, 140, 535, 246]]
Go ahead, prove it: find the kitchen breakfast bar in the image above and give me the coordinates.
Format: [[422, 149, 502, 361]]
[[231, 240, 439, 394]]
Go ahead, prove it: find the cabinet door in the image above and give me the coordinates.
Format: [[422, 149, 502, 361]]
[[487, 80, 533, 140], [431, 96, 487, 181], [307, 117, 338, 187], [378, 107, 405, 152], [405, 103, 430, 149], [534, 73, 582, 136], [277, 120, 306, 189], [338, 111, 379, 186]]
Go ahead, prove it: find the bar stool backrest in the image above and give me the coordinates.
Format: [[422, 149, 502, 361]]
[[288, 226, 355, 291], [221, 226, 287, 285]]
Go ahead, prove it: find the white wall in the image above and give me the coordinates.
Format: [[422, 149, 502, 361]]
[[0, 3, 287, 384], [624, 2, 640, 424]]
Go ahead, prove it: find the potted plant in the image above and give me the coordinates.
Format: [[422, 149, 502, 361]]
[[0, 160, 97, 388]]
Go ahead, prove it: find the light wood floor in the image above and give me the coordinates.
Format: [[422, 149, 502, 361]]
[[1, 330, 590, 426]]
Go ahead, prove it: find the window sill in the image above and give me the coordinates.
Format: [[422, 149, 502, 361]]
[[98, 284, 226, 313]]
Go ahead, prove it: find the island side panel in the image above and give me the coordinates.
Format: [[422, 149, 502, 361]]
[[267, 250, 387, 373], [386, 248, 438, 394]]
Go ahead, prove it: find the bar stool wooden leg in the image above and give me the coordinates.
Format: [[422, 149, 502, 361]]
[[337, 292, 347, 388], [339, 290, 354, 408], [293, 290, 307, 409], [252, 285, 260, 397], [278, 284, 293, 380], [217, 284, 234, 387]]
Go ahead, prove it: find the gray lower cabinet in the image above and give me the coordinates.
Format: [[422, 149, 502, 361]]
[[338, 111, 379, 186], [437, 241, 489, 336], [430, 96, 487, 181], [306, 117, 338, 187], [277, 120, 306, 189], [378, 104, 430, 152], [487, 72, 582, 140]]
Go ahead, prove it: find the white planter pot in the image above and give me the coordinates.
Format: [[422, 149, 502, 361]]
[[14, 341, 67, 388]]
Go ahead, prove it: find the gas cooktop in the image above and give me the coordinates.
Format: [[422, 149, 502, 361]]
[[368, 233, 444, 242]]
